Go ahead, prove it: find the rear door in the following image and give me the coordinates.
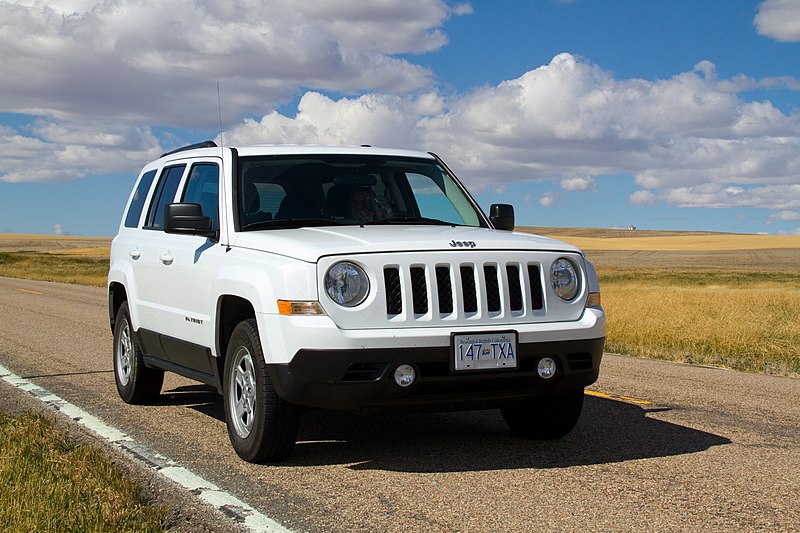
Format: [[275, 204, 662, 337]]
[[133, 163, 186, 334]]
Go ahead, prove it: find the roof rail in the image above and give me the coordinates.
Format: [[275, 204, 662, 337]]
[[160, 141, 218, 158]]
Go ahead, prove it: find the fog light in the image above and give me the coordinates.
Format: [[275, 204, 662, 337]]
[[394, 364, 416, 388], [537, 357, 557, 379]]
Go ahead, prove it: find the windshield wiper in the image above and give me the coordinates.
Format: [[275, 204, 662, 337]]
[[241, 218, 339, 230], [363, 216, 456, 226]]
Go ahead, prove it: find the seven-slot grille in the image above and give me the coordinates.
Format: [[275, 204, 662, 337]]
[[383, 262, 544, 319]]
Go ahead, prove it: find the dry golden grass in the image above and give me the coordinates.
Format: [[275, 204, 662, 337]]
[[0, 252, 108, 287], [548, 233, 800, 252], [0, 234, 111, 253], [599, 270, 800, 376], [49, 247, 111, 258]]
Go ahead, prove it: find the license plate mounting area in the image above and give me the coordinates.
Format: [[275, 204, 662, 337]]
[[453, 331, 518, 371]]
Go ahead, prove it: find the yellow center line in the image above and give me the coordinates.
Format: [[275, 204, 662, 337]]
[[16, 289, 45, 295], [585, 389, 653, 406]]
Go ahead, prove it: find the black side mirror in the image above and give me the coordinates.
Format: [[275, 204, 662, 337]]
[[489, 204, 515, 231], [164, 203, 217, 240]]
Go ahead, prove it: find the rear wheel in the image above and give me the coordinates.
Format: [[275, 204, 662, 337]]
[[223, 319, 299, 462], [113, 302, 164, 404], [501, 389, 584, 439]]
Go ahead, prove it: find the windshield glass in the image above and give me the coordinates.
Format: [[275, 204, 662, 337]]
[[237, 154, 486, 230]]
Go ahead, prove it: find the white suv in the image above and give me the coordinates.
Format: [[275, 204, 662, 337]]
[[108, 142, 606, 462]]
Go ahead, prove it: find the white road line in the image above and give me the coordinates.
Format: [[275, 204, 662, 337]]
[[0, 362, 291, 533]]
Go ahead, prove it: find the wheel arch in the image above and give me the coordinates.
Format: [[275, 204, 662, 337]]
[[108, 282, 128, 332], [216, 294, 256, 387]]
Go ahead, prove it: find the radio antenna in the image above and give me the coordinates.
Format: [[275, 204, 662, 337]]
[[216, 81, 225, 149]]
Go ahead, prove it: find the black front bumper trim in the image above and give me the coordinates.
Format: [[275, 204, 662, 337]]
[[267, 337, 605, 412]]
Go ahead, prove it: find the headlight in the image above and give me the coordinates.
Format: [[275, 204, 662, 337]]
[[324, 262, 370, 307], [551, 258, 580, 301]]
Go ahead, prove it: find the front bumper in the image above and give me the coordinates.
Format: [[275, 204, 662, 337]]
[[268, 337, 605, 412], [258, 307, 605, 411]]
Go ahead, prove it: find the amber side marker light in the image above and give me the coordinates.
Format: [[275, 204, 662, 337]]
[[277, 300, 326, 316], [586, 292, 602, 308]]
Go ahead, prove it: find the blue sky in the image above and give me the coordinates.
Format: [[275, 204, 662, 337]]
[[1, 0, 799, 236]]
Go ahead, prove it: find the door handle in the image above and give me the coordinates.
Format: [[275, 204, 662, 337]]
[[159, 252, 174, 265], [129, 248, 141, 260]]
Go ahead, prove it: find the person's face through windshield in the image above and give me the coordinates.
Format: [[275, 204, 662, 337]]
[[348, 188, 376, 222]]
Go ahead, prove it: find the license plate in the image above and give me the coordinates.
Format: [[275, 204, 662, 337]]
[[453, 332, 518, 371]]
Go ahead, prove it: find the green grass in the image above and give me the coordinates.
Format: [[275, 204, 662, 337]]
[[0, 252, 108, 287], [0, 412, 168, 532]]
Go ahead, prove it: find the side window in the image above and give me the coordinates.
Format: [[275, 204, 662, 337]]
[[124, 170, 157, 228], [181, 163, 219, 231], [144, 164, 186, 230], [406, 173, 466, 224]]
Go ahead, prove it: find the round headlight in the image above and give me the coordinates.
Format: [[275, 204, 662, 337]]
[[324, 262, 370, 307], [551, 258, 579, 301]]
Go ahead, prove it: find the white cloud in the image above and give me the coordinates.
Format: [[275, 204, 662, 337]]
[[53, 224, 64, 235], [539, 193, 556, 208], [225, 92, 427, 147], [0, 121, 160, 182], [767, 210, 800, 222], [560, 176, 596, 191], [662, 184, 800, 210], [629, 190, 657, 206], [3, 38, 800, 221], [0, 0, 465, 125], [755, 0, 800, 42], [166, 53, 800, 217]]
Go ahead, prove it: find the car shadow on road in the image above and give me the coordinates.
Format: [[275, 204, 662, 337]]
[[157, 384, 225, 421], [284, 396, 731, 472]]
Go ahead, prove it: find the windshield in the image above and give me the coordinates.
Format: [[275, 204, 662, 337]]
[[236, 154, 486, 230]]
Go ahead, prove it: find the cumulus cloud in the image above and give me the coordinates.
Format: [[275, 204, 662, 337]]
[[755, 0, 800, 42], [767, 210, 800, 222], [629, 190, 657, 206], [3, 29, 800, 221], [0, 0, 464, 126], [224, 91, 438, 147], [560, 176, 596, 192], [227, 53, 799, 213], [539, 193, 556, 208], [0, 121, 160, 182]]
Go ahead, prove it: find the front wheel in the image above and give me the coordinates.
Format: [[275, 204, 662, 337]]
[[501, 389, 584, 440], [223, 319, 299, 463], [113, 302, 164, 404]]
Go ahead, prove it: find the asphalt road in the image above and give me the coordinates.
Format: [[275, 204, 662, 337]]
[[1, 276, 798, 531]]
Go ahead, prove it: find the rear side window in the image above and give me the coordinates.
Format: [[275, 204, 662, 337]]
[[145, 165, 186, 230], [124, 170, 157, 228]]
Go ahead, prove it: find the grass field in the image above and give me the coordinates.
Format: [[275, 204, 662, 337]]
[[0, 412, 167, 531], [1, 231, 798, 376]]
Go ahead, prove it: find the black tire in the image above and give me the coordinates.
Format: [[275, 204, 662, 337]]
[[501, 389, 585, 439], [113, 302, 164, 404], [223, 319, 299, 463]]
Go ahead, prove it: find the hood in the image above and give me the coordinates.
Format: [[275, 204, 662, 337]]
[[232, 225, 582, 263]]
